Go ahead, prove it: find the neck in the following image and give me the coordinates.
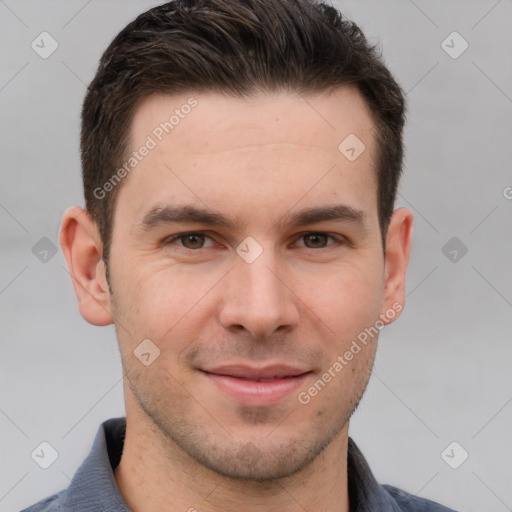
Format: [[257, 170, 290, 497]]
[[114, 394, 350, 512]]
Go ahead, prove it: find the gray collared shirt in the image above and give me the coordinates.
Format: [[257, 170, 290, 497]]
[[21, 417, 458, 512]]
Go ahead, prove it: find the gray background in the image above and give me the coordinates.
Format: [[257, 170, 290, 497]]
[[1, 1, 511, 511]]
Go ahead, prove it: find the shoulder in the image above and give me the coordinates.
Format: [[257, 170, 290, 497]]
[[383, 484, 460, 512]]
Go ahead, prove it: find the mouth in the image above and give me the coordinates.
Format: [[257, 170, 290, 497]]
[[199, 364, 312, 406]]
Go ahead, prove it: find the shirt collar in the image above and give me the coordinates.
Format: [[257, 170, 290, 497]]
[[61, 417, 130, 512], [346, 437, 403, 512]]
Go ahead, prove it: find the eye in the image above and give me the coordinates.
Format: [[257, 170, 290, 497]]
[[165, 232, 216, 250], [163, 231, 344, 252], [295, 232, 342, 249]]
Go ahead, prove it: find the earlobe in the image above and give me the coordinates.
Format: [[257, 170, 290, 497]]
[[381, 207, 413, 325], [59, 206, 114, 326]]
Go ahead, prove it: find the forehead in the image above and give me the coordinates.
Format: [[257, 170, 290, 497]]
[[131, 87, 376, 156], [116, 87, 379, 228]]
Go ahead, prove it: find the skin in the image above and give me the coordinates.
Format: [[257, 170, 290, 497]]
[[60, 86, 413, 512]]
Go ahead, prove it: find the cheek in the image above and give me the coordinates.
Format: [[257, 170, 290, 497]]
[[297, 256, 384, 337], [112, 242, 384, 349], [112, 260, 220, 347]]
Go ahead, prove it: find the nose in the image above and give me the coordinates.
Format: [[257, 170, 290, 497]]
[[218, 246, 300, 339]]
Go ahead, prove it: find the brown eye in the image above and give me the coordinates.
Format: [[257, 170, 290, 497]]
[[180, 233, 206, 249], [164, 232, 217, 251], [302, 233, 330, 248]]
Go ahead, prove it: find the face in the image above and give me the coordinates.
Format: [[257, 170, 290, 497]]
[[104, 87, 404, 480]]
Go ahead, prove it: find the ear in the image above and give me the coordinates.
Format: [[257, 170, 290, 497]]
[[380, 207, 413, 325], [59, 206, 114, 326]]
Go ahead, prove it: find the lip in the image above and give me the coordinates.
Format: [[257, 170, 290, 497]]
[[200, 364, 312, 406], [201, 364, 310, 380]]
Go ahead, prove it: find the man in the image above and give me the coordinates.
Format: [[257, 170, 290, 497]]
[[22, 0, 457, 510]]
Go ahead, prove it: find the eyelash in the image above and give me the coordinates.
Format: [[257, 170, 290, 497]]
[[163, 231, 345, 251]]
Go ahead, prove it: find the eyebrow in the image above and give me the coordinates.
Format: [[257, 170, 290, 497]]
[[138, 203, 365, 233]]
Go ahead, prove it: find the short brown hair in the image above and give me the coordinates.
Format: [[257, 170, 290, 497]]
[[81, 0, 406, 264]]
